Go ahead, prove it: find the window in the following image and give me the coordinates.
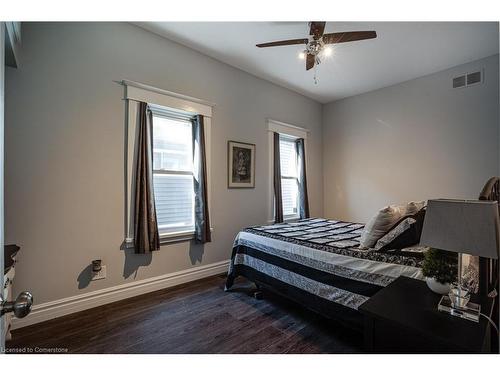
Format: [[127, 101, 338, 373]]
[[267, 119, 308, 224], [152, 111, 195, 235], [279, 135, 299, 219], [124, 80, 213, 245]]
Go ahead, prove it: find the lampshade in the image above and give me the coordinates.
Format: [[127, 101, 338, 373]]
[[420, 199, 500, 259]]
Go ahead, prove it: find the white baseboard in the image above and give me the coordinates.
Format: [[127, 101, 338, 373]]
[[12, 259, 230, 330]]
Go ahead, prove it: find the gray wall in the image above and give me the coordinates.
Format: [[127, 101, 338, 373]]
[[6, 22, 498, 309], [323, 54, 499, 223], [5, 23, 323, 304]]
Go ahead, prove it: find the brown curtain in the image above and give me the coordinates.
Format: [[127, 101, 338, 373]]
[[192, 115, 211, 243], [133, 102, 160, 253], [273, 132, 284, 223], [296, 138, 310, 219]]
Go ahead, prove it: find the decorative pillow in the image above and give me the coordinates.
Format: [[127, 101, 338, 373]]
[[405, 200, 426, 215], [359, 205, 405, 249], [374, 208, 426, 251]]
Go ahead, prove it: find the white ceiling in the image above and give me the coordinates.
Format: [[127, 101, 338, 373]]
[[136, 22, 499, 103]]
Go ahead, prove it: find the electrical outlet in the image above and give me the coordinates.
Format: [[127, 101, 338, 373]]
[[91, 265, 106, 281]]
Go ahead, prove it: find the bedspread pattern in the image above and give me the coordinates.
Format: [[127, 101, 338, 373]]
[[226, 218, 424, 312]]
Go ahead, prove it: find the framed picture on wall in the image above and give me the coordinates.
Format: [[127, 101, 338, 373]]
[[228, 141, 255, 188]]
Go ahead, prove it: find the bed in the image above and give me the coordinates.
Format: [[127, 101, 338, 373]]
[[225, 218, 425, 330]]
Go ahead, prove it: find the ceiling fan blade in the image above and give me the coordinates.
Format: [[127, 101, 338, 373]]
[[323, 31, 377, 44], [256, 38, 308, 48], [309, 22, 326, 38], [306, 54, 315, 71]]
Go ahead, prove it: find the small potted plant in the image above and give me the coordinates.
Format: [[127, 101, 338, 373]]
[[422, 248, 457, 294]]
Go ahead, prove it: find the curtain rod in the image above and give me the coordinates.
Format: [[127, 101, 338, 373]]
[[119, 79, 216, 107]]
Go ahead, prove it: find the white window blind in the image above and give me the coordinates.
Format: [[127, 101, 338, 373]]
[[279, 136, 299, 218], [152, 113, 195, 235]]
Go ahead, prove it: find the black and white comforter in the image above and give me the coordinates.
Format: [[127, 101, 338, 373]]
[[225, 218, 424, 316]]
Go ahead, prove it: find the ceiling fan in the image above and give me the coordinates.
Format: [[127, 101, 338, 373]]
[[256, 22, 377, 71]]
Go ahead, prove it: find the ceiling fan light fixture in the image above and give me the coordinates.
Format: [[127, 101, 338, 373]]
[[255, 22, 377, 76], [306, 39, 323, 56]]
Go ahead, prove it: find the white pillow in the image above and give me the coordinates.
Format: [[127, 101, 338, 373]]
[[405, 200, 426, 215], [359, 205, 405, 249]]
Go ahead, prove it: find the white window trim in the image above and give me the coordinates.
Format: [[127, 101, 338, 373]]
[[123, 80, 214, 117], [267, 119, 309, 223], [123, 81, 213, 247]]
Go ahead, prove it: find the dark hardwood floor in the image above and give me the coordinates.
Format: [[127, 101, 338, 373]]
[[7, 275, 363, 354]]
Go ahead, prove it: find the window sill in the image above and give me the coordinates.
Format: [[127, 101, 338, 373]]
[[123, 228, 214, 249], [267, 216, 300, 224], [159, 230, 195, 245]]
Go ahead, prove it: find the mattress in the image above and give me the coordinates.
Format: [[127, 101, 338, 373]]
[[225, 218, 424, 313]]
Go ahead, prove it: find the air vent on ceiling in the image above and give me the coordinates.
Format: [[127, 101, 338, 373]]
[[453, 70, 483, 89]]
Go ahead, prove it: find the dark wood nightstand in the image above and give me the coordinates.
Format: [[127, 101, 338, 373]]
[[359, 276, 495, 353]]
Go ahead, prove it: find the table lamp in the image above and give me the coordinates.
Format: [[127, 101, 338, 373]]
[[420, 199, 499, 322]]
